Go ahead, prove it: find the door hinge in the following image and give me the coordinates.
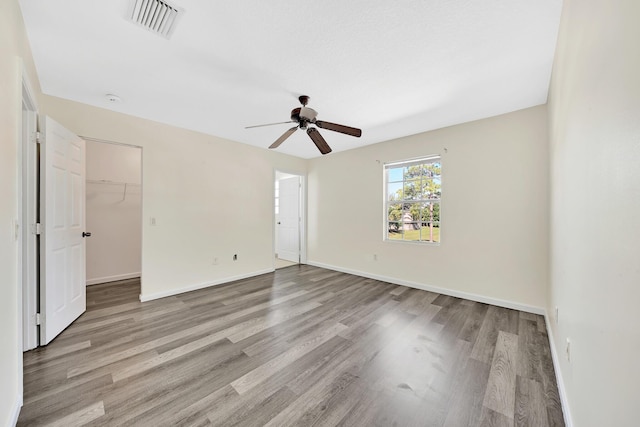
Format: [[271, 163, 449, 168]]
[[35, 131, 42, 144], [35, 313, 41, 325], [34, 223, 42, 235]]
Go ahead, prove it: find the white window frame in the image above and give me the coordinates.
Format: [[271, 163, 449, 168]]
[[384, 155, 441, 244]]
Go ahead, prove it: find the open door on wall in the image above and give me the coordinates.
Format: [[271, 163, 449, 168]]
[[275, 171, 305, 268], [39, 116, 87, 345], [277, 175, 300, 263]]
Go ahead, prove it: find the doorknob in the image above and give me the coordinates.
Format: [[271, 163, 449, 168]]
[[277, 222, 281, 225], [82, 232, 92, 238]]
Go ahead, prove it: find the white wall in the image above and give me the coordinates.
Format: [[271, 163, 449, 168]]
[[86, 140, 142, 285], [308, 106, 549, 311], [41, 96, 307, 301], [0, 0, 41, 424], [547, 0, 640, 425]]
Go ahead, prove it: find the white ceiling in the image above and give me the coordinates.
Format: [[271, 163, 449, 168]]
[[19, 0, 562, 159]]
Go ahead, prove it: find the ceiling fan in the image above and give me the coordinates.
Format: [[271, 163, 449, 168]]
[[246, 95, 362, 155]]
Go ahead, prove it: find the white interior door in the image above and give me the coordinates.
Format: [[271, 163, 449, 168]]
[[277, 176, 300, 263], [40, 116, 86, 345]]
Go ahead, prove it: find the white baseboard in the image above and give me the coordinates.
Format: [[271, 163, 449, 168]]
[[10, 394, 22, 427], [544, 313, 573, 427], [139, 268, 275, 302], [86, 272, 141, 286], [306, 261, 545, 315]]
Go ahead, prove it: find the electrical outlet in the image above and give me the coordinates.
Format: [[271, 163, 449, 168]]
[[373, 254, 378, 261], [212, 257, 218, 265], [233, 254, 238, 261], [150, 217, 157, 226], [566, 338, 571, 363]]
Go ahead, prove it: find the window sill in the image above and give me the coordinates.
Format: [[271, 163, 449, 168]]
[[383, 239, 440, 246]]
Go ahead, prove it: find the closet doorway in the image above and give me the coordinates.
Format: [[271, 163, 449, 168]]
[[85, 139, 142, 287]]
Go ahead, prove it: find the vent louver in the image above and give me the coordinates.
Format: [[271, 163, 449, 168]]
[[130, 0, 182, 39]]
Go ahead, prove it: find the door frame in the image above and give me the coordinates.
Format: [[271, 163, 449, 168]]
[[21, 131, 145, 348], [81, 137, 143, 287], [274, 169, 307, 266], [20, 68, 39, 351]]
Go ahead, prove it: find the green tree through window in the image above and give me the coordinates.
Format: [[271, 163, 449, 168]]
[[385, 157, 441, 242]]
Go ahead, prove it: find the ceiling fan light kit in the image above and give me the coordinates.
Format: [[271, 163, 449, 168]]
[[246, 95, 362, 155]]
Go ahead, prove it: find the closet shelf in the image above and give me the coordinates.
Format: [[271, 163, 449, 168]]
[[86, 179, 140, 186], [86, 180, 141, 201]]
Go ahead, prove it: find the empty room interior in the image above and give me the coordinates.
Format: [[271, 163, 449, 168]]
[[1, 0, 639, 426]]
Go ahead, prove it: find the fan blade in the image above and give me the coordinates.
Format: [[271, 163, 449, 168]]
[[246, 120, 296, 129], [315, 120, 362, 137], [269, 126, 298, 149], [307, 128, 332, 155]]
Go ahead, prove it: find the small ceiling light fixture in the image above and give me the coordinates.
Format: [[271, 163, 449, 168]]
[[106, 94, 122, 103]]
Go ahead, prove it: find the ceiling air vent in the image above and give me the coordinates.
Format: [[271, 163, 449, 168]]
[[129, 0, 183, 39]]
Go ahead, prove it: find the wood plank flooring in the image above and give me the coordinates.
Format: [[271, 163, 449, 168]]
[[18, 265, 564, 426]]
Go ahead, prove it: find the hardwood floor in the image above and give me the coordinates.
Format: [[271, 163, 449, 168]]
[[18, 266, 564, 426]]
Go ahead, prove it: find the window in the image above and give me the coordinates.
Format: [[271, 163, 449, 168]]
[[385, 156, 441, 243]]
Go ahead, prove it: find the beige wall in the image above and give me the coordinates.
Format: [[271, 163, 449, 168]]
[[308, 106, 549, 311], [41, 96, 307, 301], [0, 0, 41, 424], [86, 140, 142, 284], [547, 0, 640, 425]]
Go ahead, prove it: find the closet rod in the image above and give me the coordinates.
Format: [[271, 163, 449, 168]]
[[86, 179, 140, 201], [86, 179, 140, 186]]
